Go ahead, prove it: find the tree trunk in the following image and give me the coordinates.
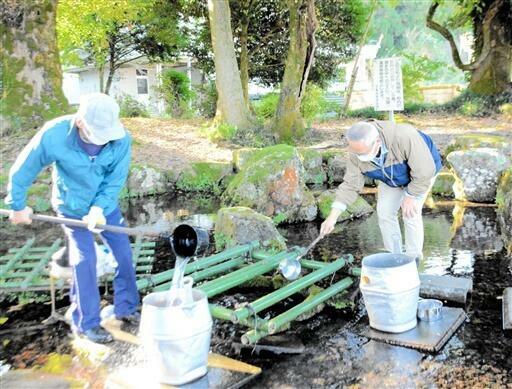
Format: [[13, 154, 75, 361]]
[[240, 20, 250, 105], [208, 0, 254, 130], [0, 0, 69, 135], [103, 33, 117, 95], [468, 11, 511, 94], [273, 0, 318, 143], [427, 0, 511, 95]]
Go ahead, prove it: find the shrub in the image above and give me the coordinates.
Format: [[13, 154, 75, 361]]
[[343, 106, 386, 119], [158, 69, 195, 118], [254, 92, 279, 120], [193, 80, 217, 118], [301, 84, 330, 122], [440, 88, 512, 117], [200, 122, 238, 142], [118, 94, 150, 118], [254, 84, 330, 123]]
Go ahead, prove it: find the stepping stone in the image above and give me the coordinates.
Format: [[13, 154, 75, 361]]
[[419, 274, 472, 304], [503, 287, 512, 330], [364, 307, 466, 353]]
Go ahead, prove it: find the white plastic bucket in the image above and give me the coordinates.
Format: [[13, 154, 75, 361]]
[[139, 288, 212, 386], [360, 253, 420, 333]]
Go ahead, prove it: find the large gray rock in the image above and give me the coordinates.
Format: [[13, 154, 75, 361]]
[[299, 148, 327, 186], [497, 167, 512, 255], [326, 153, 346, 184], [446, 148, 510, 203], [222, 145, 317, 223], [214, 207, 287, 251], [127, 164, 173, 197]]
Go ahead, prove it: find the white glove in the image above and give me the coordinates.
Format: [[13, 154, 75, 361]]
[[82, 206, 106, 232]]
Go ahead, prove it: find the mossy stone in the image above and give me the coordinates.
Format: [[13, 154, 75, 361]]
[[316, 190, 374, 221], [431, 171, 455, 198], [177, 162, 233, 195]]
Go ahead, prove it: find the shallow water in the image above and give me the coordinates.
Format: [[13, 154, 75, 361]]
[[1, 195, 511, 386]]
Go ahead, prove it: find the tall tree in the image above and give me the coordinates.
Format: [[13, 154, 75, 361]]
[[57, 0, 185, 94], [188, 0, 366, 89], [207, 0, 254, 130], [0, 0, 69, 135], [273, 0, 318, 142], [426, 0, 512, 94]]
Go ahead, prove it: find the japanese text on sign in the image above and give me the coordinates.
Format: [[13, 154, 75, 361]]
[[373, 57, 404, 111]]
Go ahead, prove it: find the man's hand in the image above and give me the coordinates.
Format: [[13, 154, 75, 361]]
[[9, 207, 33, 224], [320, 209, 342, 236], [83, 206, 106, 231], [401, 196, 419, 218]]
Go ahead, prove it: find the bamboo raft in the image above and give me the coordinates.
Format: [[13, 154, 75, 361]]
[[0, 239, 358, 344]]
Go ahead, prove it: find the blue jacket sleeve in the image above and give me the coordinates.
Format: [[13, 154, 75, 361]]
[[6, 129, 54, 211], [92, 135, 131, 211]]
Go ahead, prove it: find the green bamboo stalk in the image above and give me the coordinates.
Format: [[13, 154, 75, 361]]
[[0, 238, 35, 279], [231, 257, 347, 323], [136, 241, 259, 290], [208, 304, 268, 329], [349, 267, 361, 276], [198, 250, 300, 298], [21, 238, 62, 290], [241, 277, 353, 345], [153, 257, 246, 292]]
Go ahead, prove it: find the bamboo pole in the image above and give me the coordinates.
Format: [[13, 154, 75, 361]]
[[136, 242, 259, 291], [231, 257, 347, 323], [241, 277, 353, 344]]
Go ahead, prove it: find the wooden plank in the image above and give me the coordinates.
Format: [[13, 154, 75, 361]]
[[0, 239, 35, 279]]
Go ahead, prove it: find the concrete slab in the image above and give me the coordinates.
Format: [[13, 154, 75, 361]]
[[0, 370, 70, 389], [364, 307, 466, 353], [419, 274, 472, 304], [105, 365, 259, 389], [503, 287, 512, 330]]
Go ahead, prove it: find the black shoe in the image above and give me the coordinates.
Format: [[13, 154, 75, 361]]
[[75, 326, 113, 344], [116, 311, 141, 326]]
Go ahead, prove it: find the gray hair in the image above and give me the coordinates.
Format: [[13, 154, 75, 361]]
[[346, 122, 379, 146]]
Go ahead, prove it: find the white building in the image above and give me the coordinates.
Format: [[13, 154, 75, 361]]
[[328, 35, 383, 110], [62, 57, 204, 115]]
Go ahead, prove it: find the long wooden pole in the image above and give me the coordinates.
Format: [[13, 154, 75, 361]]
[[342, 0, 378, 113]]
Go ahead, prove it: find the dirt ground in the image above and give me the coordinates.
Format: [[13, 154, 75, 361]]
[[1, 114, 510, 177], [124, 114, 512, 172]]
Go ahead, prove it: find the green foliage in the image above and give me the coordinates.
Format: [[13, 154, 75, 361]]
[[57, 0, 186, 92], [300, 84, 330, 123], [176, 162, 230, 195], [193, 80, 217, 118], [272, 213, 287, 226], [158, 69, 195, 118], [254, 93, 280, 120], [371, 1, 467, 84], [187, 0, 367, 87], [440, 88, 512, 117], [401, 53, 448, 103], [343, 107, 386, 119], [254, 85, 331, 123], [200, 123, 238, 142], [118, 95, 150, 118]]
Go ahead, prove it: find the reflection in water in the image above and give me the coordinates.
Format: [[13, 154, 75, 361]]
[[280, 206, 503, 278]]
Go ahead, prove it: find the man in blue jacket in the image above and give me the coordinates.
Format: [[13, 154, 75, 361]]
[[6, 93, 139, 343]]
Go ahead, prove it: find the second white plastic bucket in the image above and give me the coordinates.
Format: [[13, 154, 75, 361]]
[[360, 253, 420, 333]]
